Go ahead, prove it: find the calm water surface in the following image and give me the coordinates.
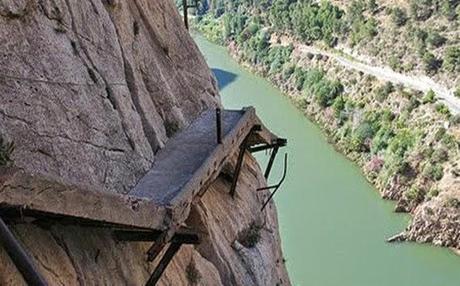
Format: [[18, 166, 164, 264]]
[[194, 34, 460, 286]]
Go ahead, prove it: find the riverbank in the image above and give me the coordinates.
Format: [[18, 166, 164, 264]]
[[194, 34, 460, 286], [193, 21, 460, 252]]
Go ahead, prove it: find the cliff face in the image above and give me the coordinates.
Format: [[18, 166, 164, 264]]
[[0, 0, 218, 194], [0, 0, 290, 285]]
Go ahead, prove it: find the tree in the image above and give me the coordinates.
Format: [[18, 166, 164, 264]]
[[454, 87, 460, 98], [441, 0, 458, 21], [426, 31, 446, 48], [422, 52, 441, 75], [443, 47, 460, 73], [422, 89, 436, 103], [391, 7, 408, 26], [367, 0, 378, 13], [410, 0, 433, 21]]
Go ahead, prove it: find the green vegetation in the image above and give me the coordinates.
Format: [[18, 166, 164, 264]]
[[443, 47, 460, 73], [405, 186, 423, 202], [186, 261, 201, 285], [375, 82, 394, 102], [194, 0, 459, 215], [422, 162, 444, 181], [0, 136, 14, 166], [239, 221, 262, 248], [298, 68, 344, 107], [391, 7, 408, 26], [426, 31, 446, 48], [410, 0, 433, 21], [435, 103, 450, 117], [422, 52, 441, 75], [422, 89, 436, 103], [455, 87, 460, 98]]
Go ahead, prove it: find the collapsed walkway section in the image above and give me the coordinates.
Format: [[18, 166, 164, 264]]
[[0, 107, 287, 286]]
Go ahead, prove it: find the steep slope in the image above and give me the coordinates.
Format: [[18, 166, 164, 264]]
[[0, 0, 290, 285]]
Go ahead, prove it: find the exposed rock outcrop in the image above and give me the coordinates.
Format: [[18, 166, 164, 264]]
[[0, 0, 290, 285]]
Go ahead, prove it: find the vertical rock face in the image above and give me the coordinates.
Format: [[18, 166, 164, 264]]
[[0, 0, 290, 285], [0, 0, 219, 194]]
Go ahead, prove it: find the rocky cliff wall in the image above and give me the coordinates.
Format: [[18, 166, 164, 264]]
[[0, 0, 290, 285]]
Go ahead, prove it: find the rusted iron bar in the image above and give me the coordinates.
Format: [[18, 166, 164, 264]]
[[216, 108, 222, 144], [145, 242, 182, 286], [146, 231, 170, 262], [259, 153, 288, 211], [264, 146, 279, 179], [248, 138, 287, 153], [114, 230, 200, 244], [230, 139, 249, 198], [182, 0, 189, 30], [0, 218, 48, 286]]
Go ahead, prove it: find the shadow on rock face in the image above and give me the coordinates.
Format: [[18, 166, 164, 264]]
[[212, 68, 238, 91]]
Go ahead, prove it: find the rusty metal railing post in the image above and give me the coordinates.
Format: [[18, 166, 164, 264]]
[[183, 0, 189, 30], [216, 108, 222, 144]]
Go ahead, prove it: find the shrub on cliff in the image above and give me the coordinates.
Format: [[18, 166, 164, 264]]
[[388, 129, 417, 159], [405, 186, 424, 202], [186, 261, 201, 285], [372, 125, 394, 154], [351, 121, 375, 151], [314, 80, 344, 107], [332, 96, 346, 118], [239, 221, 262, 248], [422, 162, 444, 181]]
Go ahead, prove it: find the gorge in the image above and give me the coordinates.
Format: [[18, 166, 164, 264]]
[[194, 31, 460, 286]]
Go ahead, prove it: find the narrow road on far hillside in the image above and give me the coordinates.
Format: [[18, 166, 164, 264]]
[[293, 43, 460, 114]]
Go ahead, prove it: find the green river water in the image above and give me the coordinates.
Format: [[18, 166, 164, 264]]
[[194, 34, 460, 286]]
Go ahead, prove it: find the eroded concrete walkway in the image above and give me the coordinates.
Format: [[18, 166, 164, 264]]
[[0, 107, 281, 232]]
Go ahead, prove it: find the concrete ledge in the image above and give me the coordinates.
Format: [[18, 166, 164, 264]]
[[0, 168, 169, 231]]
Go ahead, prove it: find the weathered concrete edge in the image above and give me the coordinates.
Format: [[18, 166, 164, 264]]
[[166, 107, 279, 224], [0, 167, 169, 231]]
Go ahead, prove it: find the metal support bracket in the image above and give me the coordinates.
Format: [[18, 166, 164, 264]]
[[264, 146, 279, 179], [0, 217, 49, 286], [229, 137, 249, 198], [182, 0, 189, 30], [146, 231, 170, 262], [258, 153, 288, 211], [114, 228, 200, 286], [145, 242, 182, 286]]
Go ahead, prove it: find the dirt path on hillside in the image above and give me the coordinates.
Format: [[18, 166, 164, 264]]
[[287, 41, 460, 114]]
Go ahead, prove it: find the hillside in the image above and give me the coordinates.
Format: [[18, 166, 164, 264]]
[[194, 0, 460, 251]]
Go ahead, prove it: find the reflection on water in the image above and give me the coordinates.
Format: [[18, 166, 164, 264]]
[[212, 68, 238, 90]]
